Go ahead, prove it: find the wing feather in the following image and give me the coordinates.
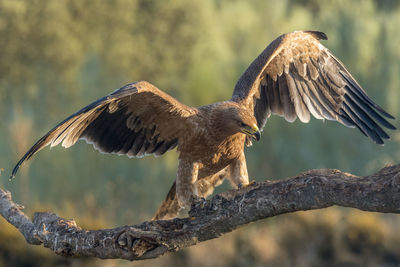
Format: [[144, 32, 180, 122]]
[[232, 30, 396, 144], [307, 79, 336, 120], [307, 59, 319, 80], [279, 74, 296, 122], [298, 80, 324, 120], [11, 81, 197, 179], [292, 74, 311, 123], [285, 71, 306, 122], [267, 76, 284, 116]]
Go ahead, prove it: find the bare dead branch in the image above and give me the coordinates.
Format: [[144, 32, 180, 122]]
[[1, 164, 399, 261]]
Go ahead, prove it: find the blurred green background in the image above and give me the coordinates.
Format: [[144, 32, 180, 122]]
[[1, 0, 400, 266]]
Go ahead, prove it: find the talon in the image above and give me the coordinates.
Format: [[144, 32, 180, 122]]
[[239, 180, 257, 189], [190, 195, 206, 204], [189, 196, 207, 211], [249, 180, 257, 186]]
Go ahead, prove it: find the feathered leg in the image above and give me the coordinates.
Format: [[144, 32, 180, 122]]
[[175, 159, 199, 209], [152, 167, 228, 220], [226, 151, 249, 188]]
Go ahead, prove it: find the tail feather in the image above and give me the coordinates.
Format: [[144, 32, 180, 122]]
[[152, 182, 180, 220]]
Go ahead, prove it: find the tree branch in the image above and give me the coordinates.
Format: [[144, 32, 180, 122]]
[[1, 164, 399, 261]]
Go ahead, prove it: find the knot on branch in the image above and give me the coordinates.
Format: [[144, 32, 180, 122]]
[[33, 212, 81, 234], [33, 212, 82, 256], [116, 227, 168, 260]]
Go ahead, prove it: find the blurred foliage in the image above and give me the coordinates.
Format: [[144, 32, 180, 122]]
[[0, 0, 399, 266]]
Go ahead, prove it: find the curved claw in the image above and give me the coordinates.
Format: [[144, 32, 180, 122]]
[[238, 180, 257, 189], [193, 196, 206, 203], [190, 195, 207, 210], [252, 131, 261, 141]]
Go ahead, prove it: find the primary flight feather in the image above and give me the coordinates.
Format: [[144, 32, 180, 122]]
[[11, 31, 396, 219]]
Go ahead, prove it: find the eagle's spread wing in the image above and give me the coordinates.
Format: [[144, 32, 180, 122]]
[[232, 30, 396, 144], [11, 81, 197, 178]]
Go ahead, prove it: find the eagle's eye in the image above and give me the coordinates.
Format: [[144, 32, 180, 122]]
[[240, 122, 248, 128]]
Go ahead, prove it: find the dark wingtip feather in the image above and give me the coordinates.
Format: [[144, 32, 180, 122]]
[[386, 113, 395, 120], [343, 94, 391, 140], [10, 164, 19, 180], [10, 134, 51, 180], [10, 163, 22, 180], [344, 87, 397, 131], [382, 118, 396, 130], [10, 151, 33, 180], [340, 72, 396, 122], [342, 103, 385, 144], [338, 113, 356, 128], [305, 30, 328, 40]]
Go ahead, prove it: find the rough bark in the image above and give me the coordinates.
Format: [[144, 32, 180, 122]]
[[0, 164, 399, 261]]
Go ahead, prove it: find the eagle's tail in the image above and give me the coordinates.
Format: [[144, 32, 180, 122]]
[[152, 182, 180, 220]]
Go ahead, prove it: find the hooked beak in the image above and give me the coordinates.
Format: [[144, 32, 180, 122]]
[[241, 124, 261, 141], [253, 130, 261, 141]]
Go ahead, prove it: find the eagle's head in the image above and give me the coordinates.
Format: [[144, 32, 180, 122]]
[[234, 109, 261, 142], [213, 102, 261, 141]]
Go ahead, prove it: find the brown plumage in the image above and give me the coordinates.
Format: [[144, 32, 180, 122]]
[[11, 31, 396, 219]]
